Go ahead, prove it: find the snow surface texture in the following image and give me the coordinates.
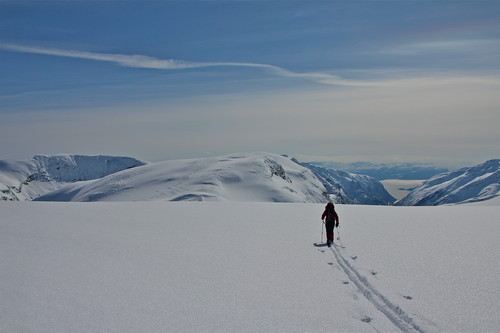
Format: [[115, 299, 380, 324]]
[[1, 202, 498, 332], [0, 155, 146, 201], [397, 159, 500, 206], [300, 161, 395, 205], [35, 153, 328, 203]]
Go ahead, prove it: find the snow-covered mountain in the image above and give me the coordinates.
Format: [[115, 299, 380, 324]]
[[35, 153, 329, 203], [300, 161, 395, 205], [13, 152, 491, 205], [0, 155, 146, 201], [396, 159, 499, 206], [1, 152, 402, 204]]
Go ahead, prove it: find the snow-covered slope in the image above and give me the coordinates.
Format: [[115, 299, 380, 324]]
[[396, 159, 499, 206], [1, 202, 498, 332], [0, 155, 146, 201], [36, 153, 328, 203], [300, 161, 395, 205]]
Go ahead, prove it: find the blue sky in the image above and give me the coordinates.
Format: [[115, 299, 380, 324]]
[[1, 0, 499, 167]]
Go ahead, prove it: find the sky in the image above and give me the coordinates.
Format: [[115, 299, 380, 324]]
[[1, 0, 499, 168]]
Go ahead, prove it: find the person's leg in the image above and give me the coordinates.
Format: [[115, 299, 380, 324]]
[[326, 220, 334, 245]]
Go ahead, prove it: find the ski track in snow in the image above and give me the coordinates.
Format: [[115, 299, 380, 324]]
[[329, 243, 426, 333]]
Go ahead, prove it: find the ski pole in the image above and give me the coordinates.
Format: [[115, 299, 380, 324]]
[[321, 219, 324, 243]]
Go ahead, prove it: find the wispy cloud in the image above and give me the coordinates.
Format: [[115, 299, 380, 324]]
[[0, 43, 370, 87], [0, 43, 197, 69]]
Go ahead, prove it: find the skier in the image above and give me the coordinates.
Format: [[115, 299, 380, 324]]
[[321, 201, 339, 247]]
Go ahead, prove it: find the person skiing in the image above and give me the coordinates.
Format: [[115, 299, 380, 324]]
[[321, 201, 339, 247]]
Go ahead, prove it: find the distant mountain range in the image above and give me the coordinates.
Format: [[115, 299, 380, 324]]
[[1, 154, 497, 205], [308, 161, 448, 180]]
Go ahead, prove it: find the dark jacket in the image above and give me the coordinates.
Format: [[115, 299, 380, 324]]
[[321, 202, 339, 226]]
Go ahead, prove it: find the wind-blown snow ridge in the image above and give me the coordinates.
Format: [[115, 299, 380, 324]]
[[36, 153, 329, 203], [331, 244, 426, 333], [396, 159, 499, 206]]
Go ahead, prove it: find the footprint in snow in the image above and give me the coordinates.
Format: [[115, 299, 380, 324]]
[[351, 256, 358, 260], [370, 270, 378, 276], [361, 316, 373, 323], [342, 281, 349, 285], [403, 295, 413, 300]]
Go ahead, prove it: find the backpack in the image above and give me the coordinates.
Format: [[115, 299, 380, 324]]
[[325, 203, 336, 221]]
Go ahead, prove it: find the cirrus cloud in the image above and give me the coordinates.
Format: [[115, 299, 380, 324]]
[[0, 43, 371, 87]]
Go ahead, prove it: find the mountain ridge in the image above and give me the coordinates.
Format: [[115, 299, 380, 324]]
[[2, 153, 497, 205], [34, 153, 328, 203], [299, 161, 395, 205], [0, 155, 146, 201], [308, 161, 448, 180], [396, 159, 499, 206]]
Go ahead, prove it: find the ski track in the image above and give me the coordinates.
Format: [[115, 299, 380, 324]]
[[330, 243, 427, 333]]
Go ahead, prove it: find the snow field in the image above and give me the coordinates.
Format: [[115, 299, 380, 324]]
[[1, 202, 498, 332], [337, 205, 499, 332]]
